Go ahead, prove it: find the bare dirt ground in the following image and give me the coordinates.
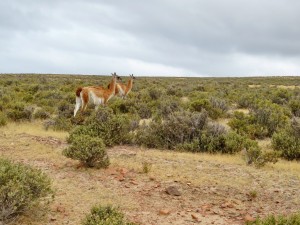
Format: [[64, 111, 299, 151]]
[[1, 122, 300, 225]]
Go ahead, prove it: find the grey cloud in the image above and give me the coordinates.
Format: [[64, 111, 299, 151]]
[[1, 0, 300, 76]]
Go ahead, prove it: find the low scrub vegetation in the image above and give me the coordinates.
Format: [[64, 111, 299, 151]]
[[0, 158, 53, 223], [82, 205, 137, 225], [63, 134, 109, 168], [272, 117, 300, 160], [1, 74, 300, 165], [247, 213, 300, 225]]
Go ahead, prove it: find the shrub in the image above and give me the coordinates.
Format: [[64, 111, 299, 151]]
[[251, 102, 289, 136], [32, 107, 51, 120], [190, 98, 227, 119], [190, 99, 210, 112], [6, 103, 32, 121], [68, 108, 134, 147], [51, 116, 74, 131], [198, 129, 257, 154], [272, 129, 300, 160], [57, 100, 74, 118], [229, 102, 289, 139], [291, 116, 300, 137], [137, 103, 152, 119], [290, 99, 300, 117], [157, 99, 181, 119], [148, 88, 162, 100], [236, 93, 256, 108], [136, 110, 208, 149], [246, 213, 300, 225], [82, 205, 137, 225], [0, 112, 7, 126], [271, 89, 291, 105], [110, 99, 133, 114], [63, 135, 109, 168], [136, 110, 258, 155], [209, 97, 228, 114], [0, 158, 52, 223]]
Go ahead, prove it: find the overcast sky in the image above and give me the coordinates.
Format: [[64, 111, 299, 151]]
[[1, 0, 300, 77]]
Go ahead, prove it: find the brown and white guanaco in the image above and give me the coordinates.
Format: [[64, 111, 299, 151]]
[[109, 74, 136, 99], [74, 73, 121, 117]]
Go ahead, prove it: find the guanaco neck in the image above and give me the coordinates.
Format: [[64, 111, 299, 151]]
[[126, 78, 134, 93], [108, 76, 117, 95]]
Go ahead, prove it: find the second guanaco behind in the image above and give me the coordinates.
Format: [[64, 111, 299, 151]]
[[109, 74, 136, 99]]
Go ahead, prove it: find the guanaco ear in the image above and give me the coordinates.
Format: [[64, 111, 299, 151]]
[[130, 74, 136, 79], [111, 72, 117, 76]]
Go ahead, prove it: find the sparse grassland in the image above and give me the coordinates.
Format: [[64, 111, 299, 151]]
[[0, 74, 300, 224]]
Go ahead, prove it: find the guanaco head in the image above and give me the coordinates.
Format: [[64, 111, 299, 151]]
[[130, 74, 136, 80], [111, 72, 122, 81]]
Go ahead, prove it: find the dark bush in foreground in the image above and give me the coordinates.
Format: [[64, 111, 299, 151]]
[[0, 158, 52, 223], [82, 205, 137, 225], [63, 135, 109, 168], [246, 213, 300, 225]]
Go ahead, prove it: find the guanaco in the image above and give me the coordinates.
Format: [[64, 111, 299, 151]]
[[109, 74, 136, 99], [74, 73, 121, 117]]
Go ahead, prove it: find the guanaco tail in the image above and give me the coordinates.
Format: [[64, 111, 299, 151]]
[[74, 73, 121, 117]]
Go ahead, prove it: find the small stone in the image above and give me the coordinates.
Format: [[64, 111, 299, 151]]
[[191, 213, 200, 221], [131, 180, 138, 185], [159, 209, 171, 215], [118, 176, 125, 182], [149, 176, 155, 181], [165, 186, 182, 196]]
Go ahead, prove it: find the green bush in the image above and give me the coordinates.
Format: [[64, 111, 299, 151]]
[[0, 112, 7, 126], [136, 110, 208, 149], [63, 135, 109, 168], [136, 110, 258, 154], [190, 98, 227, 119], [243, 147, 280, 168], [252, 102, 289, 136], [272, 129, 300, 161], [271, 89, 291, 105], [68, 108, 133, 147], [57, 100, 74, 118], [198, 129, 258, 154], [0, 158, 52, 223], [229, 102, 289, 139], [157, 99, 181, 119], [289, 99, 300, 117], [6, 103, 32, 121], [82, 205, 137, 225], [247, 213, 300, 225], [32, 107, 51, 120], [228, 112, 268, 139], [236, 93, 256, 108], [137, 103, 152, 119]]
